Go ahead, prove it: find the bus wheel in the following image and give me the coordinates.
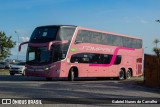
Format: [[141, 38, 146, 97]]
[[126, 69, 132, 79], [46, 77, 52, 81], [68, 68, 75, 81], [10, 73, 15, 76], [119, 69, 125, 80]]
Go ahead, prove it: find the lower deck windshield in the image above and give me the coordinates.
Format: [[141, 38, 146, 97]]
[[26, 45, 68, 65], [26, 26, 76, 65]]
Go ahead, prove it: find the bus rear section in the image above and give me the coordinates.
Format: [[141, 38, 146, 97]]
[[65, 27, 143, 80]]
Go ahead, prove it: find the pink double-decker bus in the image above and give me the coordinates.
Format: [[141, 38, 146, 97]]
[[19, 25, 143, 81]]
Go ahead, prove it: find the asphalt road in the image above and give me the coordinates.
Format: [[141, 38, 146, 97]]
[[0, 75, 159, 107]]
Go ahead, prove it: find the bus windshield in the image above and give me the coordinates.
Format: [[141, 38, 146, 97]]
[[27, 45, 69, 65], [29, 26, 75, 43], [30, 26, 59, 43], [26, 26, 76, 65], [27, 47, 51, 65]]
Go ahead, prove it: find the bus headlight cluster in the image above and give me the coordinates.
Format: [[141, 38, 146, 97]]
[[45, 67, 49, 70], [44, 65, 56, 71]]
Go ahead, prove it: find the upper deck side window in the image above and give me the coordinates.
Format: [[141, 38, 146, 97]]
[[75, 30, 142, 49], [56, 27, 76, 41]]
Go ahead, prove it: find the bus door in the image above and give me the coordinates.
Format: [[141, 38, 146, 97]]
[[136, 58, 143, 75]]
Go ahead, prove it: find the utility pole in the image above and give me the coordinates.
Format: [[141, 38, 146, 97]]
[[15, 31, 19, 60]]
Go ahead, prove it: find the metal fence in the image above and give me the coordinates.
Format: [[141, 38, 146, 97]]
[[144, 54, 160, 87]]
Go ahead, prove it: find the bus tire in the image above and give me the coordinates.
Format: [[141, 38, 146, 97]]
[[46, 77, 52, 81], [10, 73, 15, 76], [22, 71, 25, 76], [126, 69, 132, 79], [68, 68, 75, 81], [119, 69, 125, 80]]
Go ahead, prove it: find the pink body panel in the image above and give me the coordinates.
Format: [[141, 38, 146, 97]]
[[25, 26, 143, 78]]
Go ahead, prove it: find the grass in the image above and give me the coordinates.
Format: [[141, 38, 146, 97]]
[[0, 69, 9, 75], [0, 69, 9, 72]]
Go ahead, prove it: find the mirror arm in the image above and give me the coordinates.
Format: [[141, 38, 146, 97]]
[[48, 40, 68, 50], [19, 41, 29, 52]]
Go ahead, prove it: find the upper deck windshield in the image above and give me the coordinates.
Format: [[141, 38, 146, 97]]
[[30, 26, 76, 43], [30, 26, 59, 43], [27, 26, 76, 65]]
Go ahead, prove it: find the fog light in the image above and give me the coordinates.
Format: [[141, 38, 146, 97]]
[[45, 67, 49, 70]]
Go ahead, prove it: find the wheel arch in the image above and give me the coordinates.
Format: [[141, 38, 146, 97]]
[[69, 66, 79, 78], [128, 67, 133, 76], [120, 67, 126, 79]]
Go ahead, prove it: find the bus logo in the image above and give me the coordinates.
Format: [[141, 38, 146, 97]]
[[81, 46, 114, 53], [71, 48, 78, 52]]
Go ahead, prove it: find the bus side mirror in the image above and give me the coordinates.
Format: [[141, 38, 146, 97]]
[[48, 40, 68, 50], [19, 41, 29, 52]]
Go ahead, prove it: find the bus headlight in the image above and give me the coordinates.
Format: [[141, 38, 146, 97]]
[[45, 67, 49, 70], [44, 65, 56, 71]]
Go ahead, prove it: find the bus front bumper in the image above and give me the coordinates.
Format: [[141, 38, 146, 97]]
[[25, 69, 60, 78]]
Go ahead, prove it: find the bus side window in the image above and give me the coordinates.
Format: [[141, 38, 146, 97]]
[[91, 32, 102, 44], [136, 39, 142, 48], [71, 54, 79, 63], [90, 54, 101, 64], [122, 37, 129, 47], [114, 55, 122, 65], [101, 33, 108, 45], [107, 34, 113, 45], [112, 35, 123, 46], [75, 30, 84, 44], [101, 54, 112, 64]]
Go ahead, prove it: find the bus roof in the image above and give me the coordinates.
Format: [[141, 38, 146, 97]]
[[37, 25, 77, 28], [35, 25, 142, 40]]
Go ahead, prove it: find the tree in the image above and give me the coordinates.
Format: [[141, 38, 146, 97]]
[[153, 48, 160, 58], [153, 38, 160, 58], [153, 38, 160, 48], [0, 31, 15, 60]]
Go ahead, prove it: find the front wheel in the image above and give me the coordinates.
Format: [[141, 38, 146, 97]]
[[68, 68, 75, 81], [10, 73, 15, 76], [46, 77, 52, 81], [119, 69, 125, 80]]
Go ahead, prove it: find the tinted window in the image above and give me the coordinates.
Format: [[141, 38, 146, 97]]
[[89, 53, 101, 64], [114, 55, 122, 65], [27, 47, 52, 65], [70, 53, 90, 63], [75, 30, 142, 49], [0, 62, 5, 64], [71, 53, 121, 65], [16, 62, 26, 65], [57, 27, 75, 41], [75, 30, 91, 44], [101, 54, 112, 64], [91, 32, 102, 44], [30, 26, 59, 43]]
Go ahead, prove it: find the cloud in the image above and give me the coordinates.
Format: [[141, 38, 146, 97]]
[[140, 19, 148, 24], [20, 36, 29, 42], [15, 29, 27, 36]]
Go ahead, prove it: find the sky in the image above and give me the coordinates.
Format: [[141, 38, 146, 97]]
[[0, 0, 160, 60]]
